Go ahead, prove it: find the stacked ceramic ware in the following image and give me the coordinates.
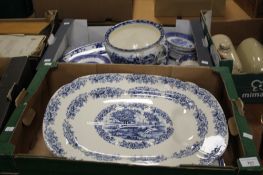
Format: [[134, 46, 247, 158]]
[[61, 20, 167, 65], [166, 32, 196, 64], [61, 20, 199, 66]]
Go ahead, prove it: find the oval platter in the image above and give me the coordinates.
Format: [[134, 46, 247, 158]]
[[43, 73, 228, 167]]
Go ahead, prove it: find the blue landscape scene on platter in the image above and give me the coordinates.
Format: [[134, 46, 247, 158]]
[[95, 103, 174, 149]]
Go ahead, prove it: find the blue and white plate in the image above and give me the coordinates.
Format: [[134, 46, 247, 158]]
[[62, 42, 111, 64], [166, 32, 195, 52], [43, 73, 228, 167], [67, 54, 111, 64]]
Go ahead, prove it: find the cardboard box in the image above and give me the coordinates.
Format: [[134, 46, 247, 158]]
[[201, 11, 263, 103], [33, 0, 133, 22], [0, 63, 261, 174], [38, 18, 213, 70], [234, 0, 263, 18], [0, 11, 58, 132], [155, 0, 226, 17], [0, 57, 35, 132], [0, 11, 57, 77]]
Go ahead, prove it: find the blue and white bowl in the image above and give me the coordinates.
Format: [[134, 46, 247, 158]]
[[165, 32, 197, 63], [105, 20, 167, 64], [166, 32, 195, 52]]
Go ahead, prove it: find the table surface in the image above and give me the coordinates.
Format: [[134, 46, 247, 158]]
[[133, 0, 251, 25]]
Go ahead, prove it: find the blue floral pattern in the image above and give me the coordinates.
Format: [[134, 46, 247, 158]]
[[66, 93, 88, 119], [44, 127, 65, 156], [109, 52, 157, 64], [126, 74, 158, 84], [63, 120, 79, 149], [89, 87, 124, 99], [128, 86, 161, 97], [129, 155, 167, 163], [173, 141, 202, 158], [43, 95, 61, 125], [57, 79, 88, 97], [199, 146, 222, 165], [88, 74, 124, 83]]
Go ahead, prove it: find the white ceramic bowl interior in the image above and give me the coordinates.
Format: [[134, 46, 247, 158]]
[[105, 20, 164, 51]]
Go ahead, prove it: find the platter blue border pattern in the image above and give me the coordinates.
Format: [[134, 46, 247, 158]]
[[62, 86, 207, 162], [43, 73, 228, 165], [105, 20, 164, 52], [43, 78, 89, 156]]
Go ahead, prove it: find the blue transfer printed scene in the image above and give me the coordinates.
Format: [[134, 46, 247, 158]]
[[95, 103, 174, 149]]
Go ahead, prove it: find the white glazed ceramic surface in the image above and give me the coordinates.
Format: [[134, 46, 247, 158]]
[[237, 38, 263, 73], [109, 24, 161, 50], [105, 20, 166, 64], [43, 73, 228, 167], [212, 34, 243, 74]]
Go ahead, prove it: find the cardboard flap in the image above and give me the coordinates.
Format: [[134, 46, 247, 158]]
[[22, 108, 36, 127], [232, 98, 244, 117], [15, 89, 28, 107], [6, 82, 17, 102], [0, 57, 11, 76], [0, 35, 46, 58], [228, 117, 239, 136], [0, 10, 58, 35]]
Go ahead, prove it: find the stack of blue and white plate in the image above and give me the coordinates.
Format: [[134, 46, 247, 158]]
[[166, 32, 196, 64]]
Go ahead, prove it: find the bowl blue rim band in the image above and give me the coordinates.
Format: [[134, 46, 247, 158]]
[[105, 20, 165, 52]]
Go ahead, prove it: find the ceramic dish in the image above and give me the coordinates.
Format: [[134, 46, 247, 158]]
[[104, 20, 166, 64], [68, 54, 111, 64], [169, 50, 196, 63], [166, 32, 195, 52], [62, 42, 109, 63], [43, 73, 228, 167]]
